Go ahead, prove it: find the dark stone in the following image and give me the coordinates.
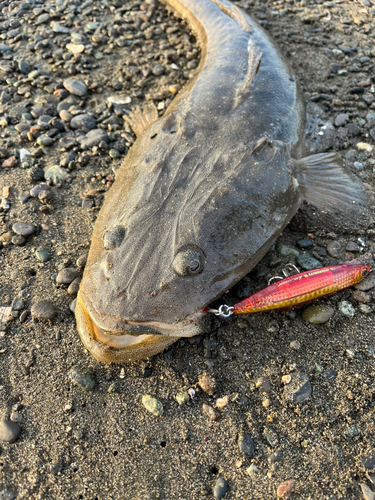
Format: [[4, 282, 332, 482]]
[[238, 432, 254, 458], [284, 372, 312, 404], [30, 300, 56, 320]]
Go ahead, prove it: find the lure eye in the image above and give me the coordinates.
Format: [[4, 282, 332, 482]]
[[172, 245, 205, 277], [362, 268, 368, 277], [103, 225, 126, 250]]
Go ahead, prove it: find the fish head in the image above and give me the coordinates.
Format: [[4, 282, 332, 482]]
[[76, 116, 301, 363]]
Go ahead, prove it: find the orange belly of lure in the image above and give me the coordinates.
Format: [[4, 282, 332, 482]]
[[229, 256, 371, 316]]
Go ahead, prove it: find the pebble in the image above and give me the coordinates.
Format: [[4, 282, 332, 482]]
[[79, 129, 108, 149], [302, 305, 334, 324], [19, 311, 29, 323], [352, 290, 370, 303], [68, 277, 81, 295], [357, 142, 374, 152], [28, 168, 45, 182], [70, 114, 97, 131], [69, 366, 95, 392], [44, 165, 67, 183], [346, 241, 360, 252], [202, 403, 219, 421], [12, 235, 26, 246], [297, 253, 322, 271], [246, 464, 259, 478], [361, 484, 375, 500], [269, 450, 284, 463], [213, 477, 228, 499], [355, 272, 375, 291], [238, 432, 254, 458], [142, 395, 163, 416], [0, 491, 16, 500], [56, 268, 79, 285], [30, 300, 56, 320], [256, 376, 271, 394], [359, 304, 372, 314], [175, 392, 189, 405], [283, 372, 312, 404], [12, 222, 35, 237], [63, 78, 88, 97], [276, 241, 299, 257], [327, 241, 341, 258], [264, 427, 279, 447], [277, 480, 295, 499], [297, 237, 313, 249], [76, 254, 88, 268], [11, 299, 24, 311], [339, 300, 355, 317], [334, 113, 349, 126], [0, 420, 21, 443], [198, 373, 216, 395], [362, 454, 375, 470], [35, 248, 51, 262]]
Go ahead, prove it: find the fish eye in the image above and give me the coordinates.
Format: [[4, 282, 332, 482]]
[[172, 245, 205, 277], [103, 225, 126, 250]]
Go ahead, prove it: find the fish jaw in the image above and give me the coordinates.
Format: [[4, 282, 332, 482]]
[[75, 291, 206, 363]]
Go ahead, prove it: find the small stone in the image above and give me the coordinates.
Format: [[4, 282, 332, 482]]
[[44, 165, 67, 183], [35, 248, 51, 262], [339, 300, 355, 317], [362, 455, 375, 470], [12, 222, 35, 237], [12, 235, 26, 246], [215, 395, 229, 409], [352, 290, 370, 303], [290, 340, 301, 350], [78, 129, 108, 149], [277, 480, 295, 499], [355, 272, 375, 291], [264, 427, 279, 447], [359, 304, 372, 314], [1, 157, 16, 168], [238, 432, 254, 458], [246, 464, 259, 478], [361, 484, 375, 500], [63, 78, 88, 97], [76, 254, 88, 268], [269, 450, 284, 463], [276, 241, 299, 256], [56, 268, 79, 285], [0, 420, 21, 443], [19, 311, 29, 323], [0, 490, 16, 500], [256, 377, 271, 394], [357, 142, 373, 152], [11, 299, 24, 311], [175, 392, 189, 405], [297, 237, 313, 249], [283, 372, 312, 403], [70, 114, 97, 131], [297, 253, 322, 271], [30, 300, 56, 320], [346, 241, 360, 252], [302, 305, 334, 324], [37, 135, 53, 147], [28, 168, 45, 182], [68, 277, 81, 295], [69, 366, 95, 392], [202, 403, 219, 421], [198, 373, 215, 395], [334, 113, 349, 127], [142, 395, 163, 416], [213, 477, 228, 499], [152, 64, 165, 76], [327, 241, 341, 258]]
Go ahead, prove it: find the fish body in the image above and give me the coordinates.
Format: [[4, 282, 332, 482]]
[[76, 0, 369, 363]]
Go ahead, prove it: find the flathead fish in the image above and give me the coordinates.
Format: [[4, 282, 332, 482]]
[[76, 0, 370, 363]]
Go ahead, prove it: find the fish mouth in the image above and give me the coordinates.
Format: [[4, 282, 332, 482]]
[[75, 291, 207, 363]]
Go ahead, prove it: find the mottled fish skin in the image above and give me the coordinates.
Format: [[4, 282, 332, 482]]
[[74, 0, 361, 363]]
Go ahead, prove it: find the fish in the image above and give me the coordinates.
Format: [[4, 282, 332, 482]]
[[208, 255, 372, 316], [75, 0, 370, 363]]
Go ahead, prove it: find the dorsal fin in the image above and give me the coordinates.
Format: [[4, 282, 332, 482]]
[[210, 0, 251, 32], [234, 39, 262, 109], [124, 103, 159, 137]]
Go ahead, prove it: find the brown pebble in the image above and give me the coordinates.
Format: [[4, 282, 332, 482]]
[[198, 373, 216, 395], [352, 290, 371, 303], [1, 157, 16, 168], [256, 376, 271, 394], [202, 403, 219, 421], [277, 480, 295, 498]]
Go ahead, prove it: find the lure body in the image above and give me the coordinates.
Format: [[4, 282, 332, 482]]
[[231, 260, 371, 315]]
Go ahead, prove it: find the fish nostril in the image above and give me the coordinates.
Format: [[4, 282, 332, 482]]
[[103, 225, 126, 250]]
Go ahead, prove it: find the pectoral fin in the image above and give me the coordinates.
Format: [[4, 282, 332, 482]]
[[124, 103, 159, 137], [291, 152, 373, 225]]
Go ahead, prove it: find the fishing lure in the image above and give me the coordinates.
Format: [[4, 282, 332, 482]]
[[208, 254, 372, 318]]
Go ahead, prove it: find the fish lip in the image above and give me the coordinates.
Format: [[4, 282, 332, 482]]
[[75, 291, 206, 363]]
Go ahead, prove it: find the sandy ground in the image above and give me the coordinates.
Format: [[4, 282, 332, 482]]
[[0, 0, 375, 498]]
